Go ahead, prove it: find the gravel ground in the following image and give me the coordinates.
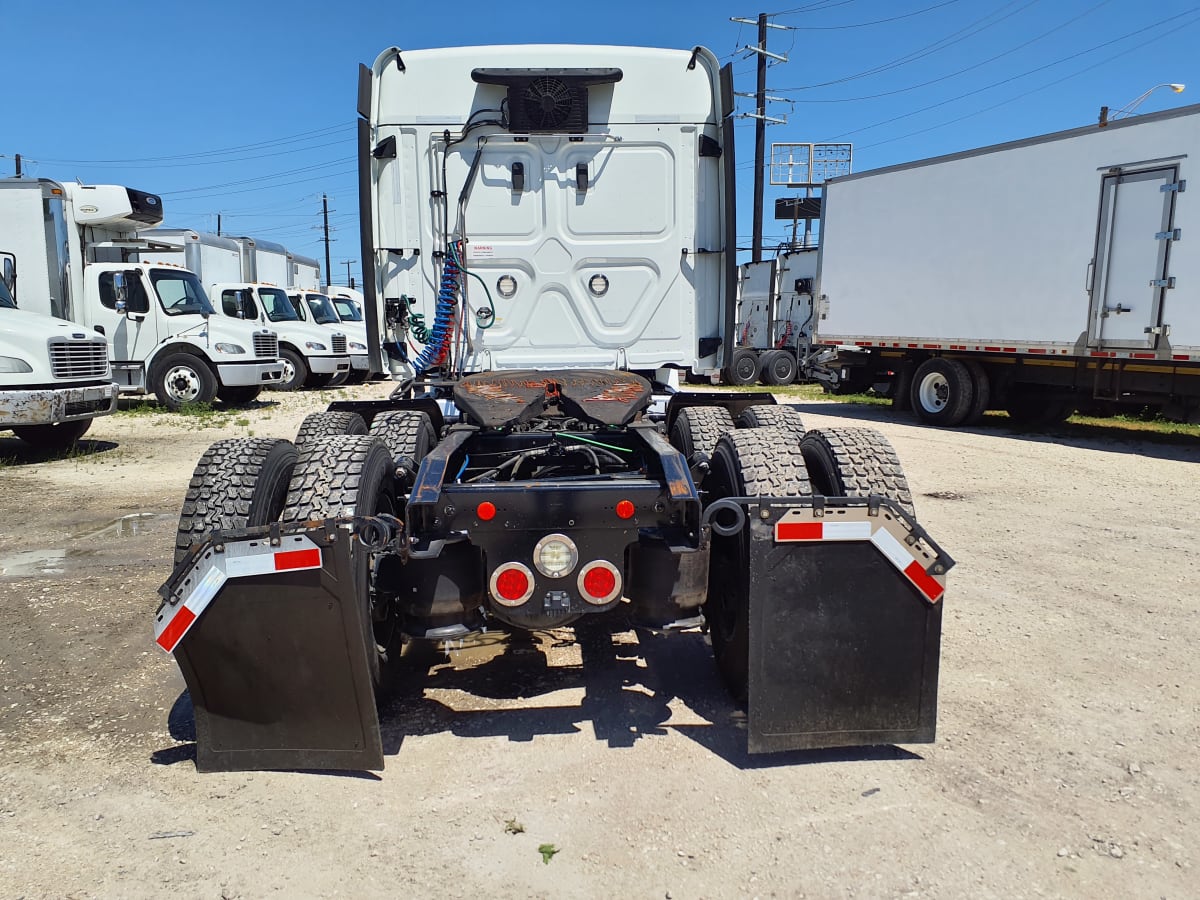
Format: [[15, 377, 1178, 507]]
[[0, 383, 1197, 899]]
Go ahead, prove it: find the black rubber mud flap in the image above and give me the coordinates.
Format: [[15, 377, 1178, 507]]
[[159, 525, 383, 772], [744, 499, 949, 753]]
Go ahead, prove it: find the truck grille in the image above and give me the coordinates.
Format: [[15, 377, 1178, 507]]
[[65, 399, 112, 417], [254, 332, 280, 359], [331, 334, 347, 354], [48, 338, 109, 379]]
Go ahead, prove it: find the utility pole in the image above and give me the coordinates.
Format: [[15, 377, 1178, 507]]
[[216, 213, 221, 236], [322, 194, 332, 288], [753, 12, 767, 263], [341, 259, 357, 287], [733, 14, 789, 262], [14, 154, 21, 178]]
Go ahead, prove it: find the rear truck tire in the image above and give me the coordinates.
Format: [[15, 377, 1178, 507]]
[[215, 385, 262, 406], [669, 405, 735, 460], [272, 347, 308, 392], [909, 357, 974, 427], [306, 371, 336, 389], [736, 403, 805, 439], [280, 435, 398, 693], [759, 349, 798, 386], [799, 427, 915, 518], [174, 437, 299, 565], [725, 348, 761, 386], [345, 370, 369, 385], [961, 359, 991, 425], [1005, 389, 1075, 425], [152, 352, 217, 410], [367, 410, 438, 464], [703, 428, 812, 703], [9, 418, 92, 450], [294, 410, 368, 452]]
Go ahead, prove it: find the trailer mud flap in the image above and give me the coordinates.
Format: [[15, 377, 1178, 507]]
[[744, 500, 950, 753], [155, 526, 383, 773]]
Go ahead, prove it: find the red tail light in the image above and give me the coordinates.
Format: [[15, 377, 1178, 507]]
[[489, 562, 534, 607], [578, 560, 622, 605]]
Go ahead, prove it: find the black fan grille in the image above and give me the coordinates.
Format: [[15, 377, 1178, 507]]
[[522, 78, 575, 130]]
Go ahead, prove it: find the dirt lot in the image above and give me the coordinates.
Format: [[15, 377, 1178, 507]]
[[1, 383, 1197, 899]]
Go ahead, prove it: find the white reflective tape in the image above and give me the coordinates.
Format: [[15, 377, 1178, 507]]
[[224, 553, 282, 579], [820, 520, 873, 541], [870, 527, 914, 572], [186, 565, 227, 616]]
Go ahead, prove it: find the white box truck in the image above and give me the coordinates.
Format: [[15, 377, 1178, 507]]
[[0, 250, 118, 448], [287, 288, 371, 384], [0, 180, 282, 410], [804, 103, 1200, 425], [140, 231, 351, 391], [289, 253, 322, 292]]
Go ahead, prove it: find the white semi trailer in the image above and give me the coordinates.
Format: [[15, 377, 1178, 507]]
[[804, 103, 1200, 425], [0, 250, 118, 448], [0, 181, 282, 409], [289, 253, 322, 292]]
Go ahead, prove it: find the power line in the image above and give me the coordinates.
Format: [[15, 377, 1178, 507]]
[[158, 169, 357, 202], [158, 158, 356, 196], [35, 138, 353, 170], [782, 0, 963, 29], [784, 0, 1114, 103]]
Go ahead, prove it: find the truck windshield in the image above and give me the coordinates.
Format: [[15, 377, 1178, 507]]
[[330, 297, 362, 322], [304, 293, 341, 325], [152, 269, 215, 317], [258, 287, 300, 322]]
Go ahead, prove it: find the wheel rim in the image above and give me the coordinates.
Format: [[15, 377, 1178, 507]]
[[164, 365, 203, 403], [735, 355, 757, 381], [280, 357, 297, 386], [917, 371, 949, 413], [772, 357, 793, 382]]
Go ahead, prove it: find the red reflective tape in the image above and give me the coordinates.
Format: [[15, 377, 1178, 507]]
[[1132, 353, 1156, 359], [156, 606, 196, 652], [904, 560, 944, 603], [1003, 347, 1016, 353], [776, 521, 823, 541], [984, 346, 1002, 352], [922, 344, 940, 349], [855, 341, 871, 346], [274, 548, 322, 571], [1028, 348, 1046, 354], [1174, 354, 1190, 361]]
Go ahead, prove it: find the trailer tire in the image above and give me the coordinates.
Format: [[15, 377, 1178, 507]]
[[294, 410, 368, 452], [704, 428, 812, 702], [368, 410, 438, 464], [759, 349, 798, 386], [725, 349, 760, 386], [909, 358, 973, 426], [174, 437, 298, 564], [670, 405, 735, 460], [962, 359, 991, 425], [280, 435, 398, 691], [736, 403, 805, 439], [799, 427, 915, 517], [272, 347, 309, 392], [152, 352, 217, 410], [10, 418, 92, 450], [216, 385, 262, 406]]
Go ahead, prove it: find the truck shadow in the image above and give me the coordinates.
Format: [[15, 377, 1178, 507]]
[[0, 436, 119, 466], [376, 623, 920, 770], [786, 400, 1200, 463]]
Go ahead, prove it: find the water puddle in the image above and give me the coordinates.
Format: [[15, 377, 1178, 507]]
[[0, 514, 169, 577]]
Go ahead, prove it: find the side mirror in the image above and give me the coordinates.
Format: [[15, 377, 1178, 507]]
[[115, 299, 127, 314], [112, 272, 130, 312], [1, 252, 15, 298]]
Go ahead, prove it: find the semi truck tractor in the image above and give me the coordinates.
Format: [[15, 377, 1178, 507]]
[[0, 250, 118, 448], [154, 42, 951, 773], [802, 103, 1200, 425], [0, 181, 282, 409], [140, 230, 351, 391], [727, 250, 818, 386]]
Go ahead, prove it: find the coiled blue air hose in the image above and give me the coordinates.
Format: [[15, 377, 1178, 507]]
[[411, 254, 460, 374]]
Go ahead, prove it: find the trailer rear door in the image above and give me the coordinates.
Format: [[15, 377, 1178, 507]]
[[1088, 165, 1179, 349]]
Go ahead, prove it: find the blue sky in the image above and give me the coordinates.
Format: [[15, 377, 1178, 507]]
[[3, 0, 1196, 282]]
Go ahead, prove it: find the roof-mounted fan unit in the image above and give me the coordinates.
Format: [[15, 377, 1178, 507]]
[[471, 68, 623, 134]]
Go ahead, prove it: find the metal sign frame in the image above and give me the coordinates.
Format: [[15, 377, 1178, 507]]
[[770, 143, 853, 187]]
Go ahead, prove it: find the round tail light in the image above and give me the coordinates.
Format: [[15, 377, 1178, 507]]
[[490, 562, 535, 607], [578, 560, 622, 605]]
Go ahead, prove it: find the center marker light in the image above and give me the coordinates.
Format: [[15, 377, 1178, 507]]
[[615, 499, 635, 520], [477, 501, 496, 521]]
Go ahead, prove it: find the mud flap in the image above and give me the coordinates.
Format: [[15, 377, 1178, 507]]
[[744, 499, 950, 753], [155, 524, 383, 772]]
